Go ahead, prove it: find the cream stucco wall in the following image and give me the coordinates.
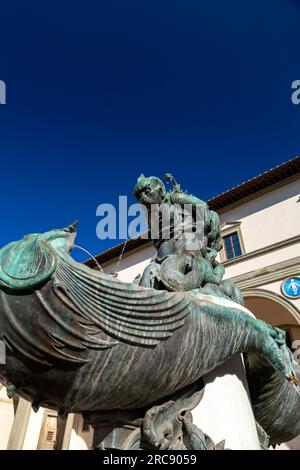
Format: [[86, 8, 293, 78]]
[[219, 179, 300, 253], [0, 387, 14, 450], [23, 408, 45, 450], [223, 242, 299, 280], [102, 245, 155, 283]]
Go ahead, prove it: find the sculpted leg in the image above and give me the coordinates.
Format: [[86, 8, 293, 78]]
[[221, 279, 244, 305], [160, 253, 206, 292]]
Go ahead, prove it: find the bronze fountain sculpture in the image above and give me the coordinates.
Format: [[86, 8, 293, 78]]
[[0, 174, 299, 450]]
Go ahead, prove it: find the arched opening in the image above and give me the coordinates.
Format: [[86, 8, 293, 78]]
[[243, 288, 300, 450], [243, 289, 300, 347]]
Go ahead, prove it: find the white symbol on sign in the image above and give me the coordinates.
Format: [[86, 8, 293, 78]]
[[287, 279, 299, 295]]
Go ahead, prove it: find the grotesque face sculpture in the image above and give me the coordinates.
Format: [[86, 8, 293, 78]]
[[133, 174, 166, 207], [42, 220, 78, 254], [0, 221, 78, 291]]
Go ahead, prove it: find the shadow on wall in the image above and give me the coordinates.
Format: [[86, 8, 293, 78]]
[[275, 435, 300, 450], [69, 414, 93, 450]]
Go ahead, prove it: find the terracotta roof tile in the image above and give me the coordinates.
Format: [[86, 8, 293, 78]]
[[85, 156, 300, 268]]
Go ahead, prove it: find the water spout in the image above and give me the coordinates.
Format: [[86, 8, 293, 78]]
[[72, 244, 104, 272], [114, 239, 128, 275]]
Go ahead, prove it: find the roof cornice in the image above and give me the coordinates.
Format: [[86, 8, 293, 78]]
[[85, 156, 300, 268]]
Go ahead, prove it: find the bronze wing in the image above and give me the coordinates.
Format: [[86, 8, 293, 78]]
[[54, 253, 190, 348]]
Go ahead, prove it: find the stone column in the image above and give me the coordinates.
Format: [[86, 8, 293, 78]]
[[61, 413, 75, 450], [192, 354, 260, 450], [6, 398, 32, 450]]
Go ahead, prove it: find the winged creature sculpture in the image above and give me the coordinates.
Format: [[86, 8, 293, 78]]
[[0, 220, 299, 449]]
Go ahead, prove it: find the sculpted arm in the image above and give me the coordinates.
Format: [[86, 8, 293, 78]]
[[169, 192, 207, 208], [168, 192, 210, 232]]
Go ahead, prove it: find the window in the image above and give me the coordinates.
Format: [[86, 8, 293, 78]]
[[223, 231, 242, 260], [220, 222, 245, 263], [46, 430, 55, 442], [37, 412, 58, 450]]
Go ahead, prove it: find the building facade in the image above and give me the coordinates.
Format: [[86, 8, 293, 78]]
[[0, 157, 300, 449]]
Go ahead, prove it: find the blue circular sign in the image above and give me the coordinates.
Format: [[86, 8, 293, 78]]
[[281, 277, 300, 299]]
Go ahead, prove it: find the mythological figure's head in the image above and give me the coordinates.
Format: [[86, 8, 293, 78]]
[[133, 174, 166, 206], [0, 221, 78, 290]]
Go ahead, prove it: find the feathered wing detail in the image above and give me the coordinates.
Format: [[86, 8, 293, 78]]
[[54, 253, 190, 347]]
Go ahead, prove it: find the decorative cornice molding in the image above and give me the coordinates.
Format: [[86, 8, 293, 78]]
[[229, 256, 300, 290], [214, 173, 300, 214], [220, 220, 241, 230], [87, 158, 300, 268], [223, 234, 300, 268]]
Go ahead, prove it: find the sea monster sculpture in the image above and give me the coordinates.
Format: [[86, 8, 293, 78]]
[[0, 178, 299, 449], [133, 173, 243, 304]]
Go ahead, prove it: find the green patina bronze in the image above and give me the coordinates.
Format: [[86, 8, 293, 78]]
[[0, 177, 299, 450], [133, 173, 242, 304]]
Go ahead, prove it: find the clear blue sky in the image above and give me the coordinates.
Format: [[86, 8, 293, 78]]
[[0, 1, 300, 259]]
